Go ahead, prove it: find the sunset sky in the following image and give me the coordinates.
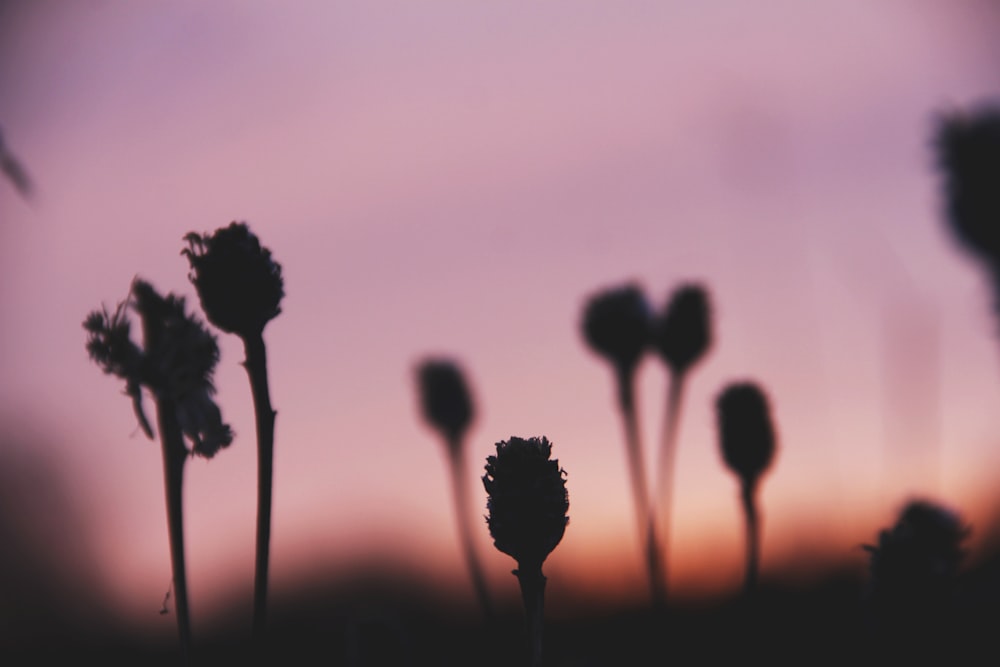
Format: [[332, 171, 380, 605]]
[[2, 0, 1000, 641]]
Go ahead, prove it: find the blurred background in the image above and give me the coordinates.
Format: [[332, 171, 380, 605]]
[[2, 0, 1000, 650]]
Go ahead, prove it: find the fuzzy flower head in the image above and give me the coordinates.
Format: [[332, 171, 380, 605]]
[[716, 382, 776, 488], [183, 222, 284, 338], [865, 500, 967, 599], [935, 106, 1000, 267], [84, 279, 233, 458], [416, 358, 474, 449], [483, 436, 569, 570], [581, 284, 652, 374], [652, 284, 712, 376]]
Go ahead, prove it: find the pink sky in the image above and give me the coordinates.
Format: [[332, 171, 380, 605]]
[[3, 0, 1000, 638]]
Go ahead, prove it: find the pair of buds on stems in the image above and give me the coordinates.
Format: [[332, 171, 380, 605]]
[[582, 282, 777, 601], [84, 222, 283, 663]]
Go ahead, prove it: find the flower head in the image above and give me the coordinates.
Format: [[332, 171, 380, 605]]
[[652, 284, 712, 376], [483, 436, 569, 569], [416, 358, 474, 449], [183, 222, 284, 338], [935, 106, 1000, 267], [716, 382, 776, 487], [581, 284, 651, 374], [84, 279, 233, 458]]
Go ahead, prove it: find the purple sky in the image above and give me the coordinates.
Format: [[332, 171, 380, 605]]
[[2, 0, 1000, 635]]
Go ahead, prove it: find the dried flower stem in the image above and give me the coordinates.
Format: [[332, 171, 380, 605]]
[[615, 366, 664, 605], [244, 331, 276, 642], [653, 370, 687, 600], [515, 564, 546, 667], [740, 480, 760, 596], [447, 438, 495, 620], [156, 396, 192, 665]]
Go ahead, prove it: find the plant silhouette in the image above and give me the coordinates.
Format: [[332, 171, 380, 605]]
[[415, 358, 494, 620], [483, 436, 568, 667], [650, 284, 712, 598], [863, 500, 968, 653], [84, 278, 233, 664], [935, 105, 1000, 326], [580, 283, 664, 604], [183, 221, 284, 643], [715, 382, 776, 596]]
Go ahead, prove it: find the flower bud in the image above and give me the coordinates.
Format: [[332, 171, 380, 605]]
[[483, 436, 569, 569], [935, 107, 1000, 267], [416, 359, 474, 448], [183, 222, 284, 338], [715, 382, 776, 486], [652, 284, 712, 376], [581, 284, 651, 374]]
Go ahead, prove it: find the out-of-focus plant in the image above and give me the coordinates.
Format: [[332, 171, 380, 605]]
[[84, 278, 233, 664], [415, 358, 494, 619], [484, 436, 568, 667], [0, 125, 33, 201], [183, 221, 283, 642], [935, 106, 1000, 325], [863, 500, 968, 654], [715, 382, 776, 595], [650, 284, 712, 597], [580, 283, 664, 603]]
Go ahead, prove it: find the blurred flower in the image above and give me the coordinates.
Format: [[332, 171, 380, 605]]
[[581, 284, 652, 375], [483, 436, 569, 569], [935, 106, 1000, 267], [84, 279, 233, 458], [652, 284, 712, 377], [716, 382, 776, 486], [183, 222, 284, 338], [416, 359, 474, 449]]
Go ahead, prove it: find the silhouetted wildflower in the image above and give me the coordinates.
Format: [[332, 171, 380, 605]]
[[581, 284, 651, 375], [484, 436, 569, 568], [716, 382, 777, 595], [936, 107, 1000, 268], [417, 359, 474, 451], [183, 222, 283, 642], [183, 222, 284, 338], [652, 284, 712, 377], [864, 500, 968, 653], [580, 283, 663, 603], [84, 278, 232, 664], [415, 357, 493, 619], [650, 283, 713, 601], [484, 436, 568, 667]]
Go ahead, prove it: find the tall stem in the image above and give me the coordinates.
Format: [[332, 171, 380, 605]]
[[515, 565, 546, 667], [614, 365, 664, 605], [655, 370, 686, 600], [157, 396, 191, 666], [244, 332, 276, 643], [447, 439, 495, 620], [740, 479, 760, 596]]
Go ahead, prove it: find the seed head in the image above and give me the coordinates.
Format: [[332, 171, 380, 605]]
[[652, 284, 712, 376], [716, 382, 776, 486], [581, 284, 651, 374], [483, 436, 569, 569], [183, 222, 284, 338], [416, 359, 474, 449]]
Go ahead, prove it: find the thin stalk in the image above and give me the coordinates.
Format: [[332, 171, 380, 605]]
[[614, 365, 664, 605], [156, 396, 191, 666], [447, 438, 495, 620], [244, 331, 276, 643], [740, 479, 760, 596], [515, 565, 546, 667], [654, 370, 686, 599]]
